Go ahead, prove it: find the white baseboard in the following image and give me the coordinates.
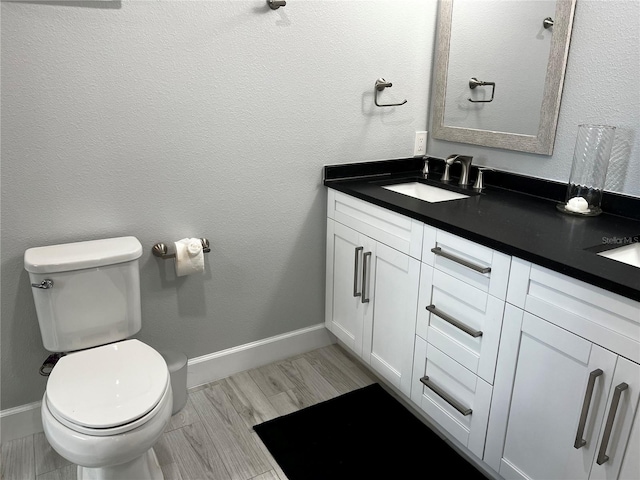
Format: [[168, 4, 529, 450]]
[[187, 323, 334, 389], [0, 401, 43, 444], [0, 324, 334, 444]]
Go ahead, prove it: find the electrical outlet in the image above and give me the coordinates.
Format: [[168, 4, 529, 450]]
[[414, 131, 428, 156]]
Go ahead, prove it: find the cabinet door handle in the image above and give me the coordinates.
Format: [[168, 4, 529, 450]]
[[574, 369, 604, 449], [361, 252, 372, 304], [430, 247, 491, 274], [353, 246, 363, 297], [596, 382, 629, 465], [426, 305, 483, 338], [420, 376, 472, 416]]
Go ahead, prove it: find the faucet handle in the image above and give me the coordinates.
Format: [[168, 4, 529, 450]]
[[422, 156, 429, 177], [445, 154, 459, 165], [441, 163, 452, 182], [473, 167, 492, 190]]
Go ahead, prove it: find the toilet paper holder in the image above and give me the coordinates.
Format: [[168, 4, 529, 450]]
[[152, 238, 211, 259]]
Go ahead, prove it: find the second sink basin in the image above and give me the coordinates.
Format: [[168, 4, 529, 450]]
[[597, 243, 640, 269], [382, 182, 470, 203]]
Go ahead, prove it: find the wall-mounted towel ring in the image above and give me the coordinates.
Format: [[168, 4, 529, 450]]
[[374, 78, 407, 107], [153, 238, 210, 259], [468, 77, 496, 103]]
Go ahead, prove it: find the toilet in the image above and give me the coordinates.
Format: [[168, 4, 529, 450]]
[[24, 236, 173, 480]]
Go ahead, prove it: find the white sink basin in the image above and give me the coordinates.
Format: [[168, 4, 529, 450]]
[[382, 182, 470, 203], [597, 243, 640, 268]]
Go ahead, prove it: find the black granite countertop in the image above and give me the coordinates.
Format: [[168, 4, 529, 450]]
[[324, 158, 640, 302]]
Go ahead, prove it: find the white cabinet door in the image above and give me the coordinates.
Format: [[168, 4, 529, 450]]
[[617, 391, 640, 480], [590, 356, 640, 480], [325, 219, 372, 357], [362, 241, 420, 397], [486, 309, 619, 480]]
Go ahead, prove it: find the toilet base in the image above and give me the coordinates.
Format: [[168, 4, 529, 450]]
[[77, 448, 163, 480]]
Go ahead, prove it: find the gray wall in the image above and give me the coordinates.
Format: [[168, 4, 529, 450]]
[[3, 0, 639, 412], [0, 0, 438, 409], [429, 0, 640, 197]]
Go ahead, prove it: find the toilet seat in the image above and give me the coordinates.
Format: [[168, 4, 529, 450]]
[[44, 380, 171, 437], [45, 339, 169, 436]]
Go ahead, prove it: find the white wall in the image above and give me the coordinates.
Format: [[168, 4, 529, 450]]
[[0, 0, 438, 409], [429, 0, 640, 197]]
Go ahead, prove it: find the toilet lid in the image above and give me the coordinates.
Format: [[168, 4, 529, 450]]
[[46, 339, 169, 429]]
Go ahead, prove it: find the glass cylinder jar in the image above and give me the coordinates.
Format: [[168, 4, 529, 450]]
[[557, 124, 616, 216]]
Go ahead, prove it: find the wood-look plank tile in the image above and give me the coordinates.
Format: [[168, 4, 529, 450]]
[[166, 397, 201, 432], [219, 371, 279, 429], [249, 363, 295, 397], [324, 344, 377, 385], [153, 432, 176, 466], [188, 380, 221, 394], [35, 464, 76, 480], [327, 343, 373, 371], [191, 385, 271, 480], [277, 356, 340, 404], [303, 350, 361, 395], [163, 422, 231, 480], [267, 388, 312, 416], [159, 463, 183, 480], [1, 435, 35, 480], [304, 345, 375, 393], [328, 345, 377, 387], [33, 433, 71, 476], [249, 471, 280, 480], [251, 432, 288, 480]]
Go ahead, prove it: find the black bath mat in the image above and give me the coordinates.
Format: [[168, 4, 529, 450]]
[[253, 383, 488, 479]]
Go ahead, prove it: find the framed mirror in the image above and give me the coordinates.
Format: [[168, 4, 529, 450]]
[[431, 0, 576, 155]]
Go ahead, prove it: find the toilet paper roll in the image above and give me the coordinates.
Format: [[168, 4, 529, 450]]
[[174, 238, 205, 277]]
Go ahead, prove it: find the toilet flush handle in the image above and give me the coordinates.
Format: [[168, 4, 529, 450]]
[[32, 279, 54, 289]]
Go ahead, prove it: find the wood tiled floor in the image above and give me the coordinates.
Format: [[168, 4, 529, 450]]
[[1, 344, 377, 480]]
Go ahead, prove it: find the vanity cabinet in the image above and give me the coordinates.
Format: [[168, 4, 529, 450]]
[[410, 225, 511, 458], [325, 187, 639, 480], [485, 259, 640, 480], [325, 190, 422, 397]]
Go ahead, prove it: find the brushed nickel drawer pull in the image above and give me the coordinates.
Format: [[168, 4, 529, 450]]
[[574, 369, 603, 449], [361, 252, 372, 304], [420, 376, 472, 416], [596, 382, 629, 465], [426, 305, 483, 338], [353, 246, 363, 297], [431, 247, 491, 274]]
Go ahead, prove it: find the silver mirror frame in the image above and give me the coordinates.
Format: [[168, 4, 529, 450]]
[[431, 0, 577, 155]]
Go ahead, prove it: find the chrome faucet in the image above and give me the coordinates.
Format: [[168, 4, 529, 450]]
[[444, 154, 473, 186]]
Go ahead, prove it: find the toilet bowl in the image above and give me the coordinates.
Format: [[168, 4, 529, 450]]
[[41, 339, 173, 480]]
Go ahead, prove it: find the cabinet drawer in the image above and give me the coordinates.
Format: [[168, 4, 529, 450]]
[[422, 228, 511, 299], [417, 265, 504, 384], [411, 336, 492, 459], [512, 261, 640, 363], [327, 189, 423, 259]]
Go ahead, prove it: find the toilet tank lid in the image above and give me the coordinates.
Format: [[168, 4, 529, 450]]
[[24, 236, 143, 274]]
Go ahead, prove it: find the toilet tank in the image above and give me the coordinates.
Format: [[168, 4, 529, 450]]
[[24, 237, 144, 353]]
